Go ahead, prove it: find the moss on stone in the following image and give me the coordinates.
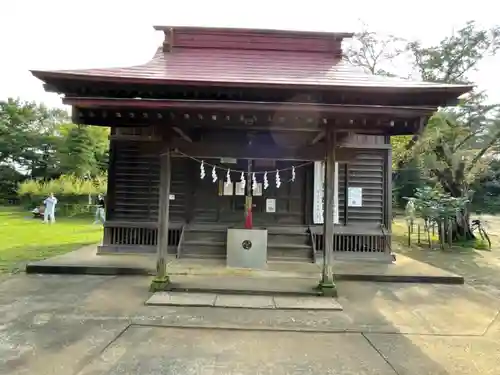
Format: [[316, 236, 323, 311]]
[[149, 276, 171, 292]]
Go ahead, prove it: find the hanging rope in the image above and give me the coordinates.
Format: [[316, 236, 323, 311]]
[[174, 150, 313, 175]]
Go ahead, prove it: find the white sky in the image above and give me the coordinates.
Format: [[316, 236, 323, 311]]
[[1, 0, 499, 108]]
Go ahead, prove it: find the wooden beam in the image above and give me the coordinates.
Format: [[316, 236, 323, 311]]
[[155, 149, 172, 283], [109, 134, 162, 142], [172, 126, 193, 143], [64, 97, 437, 117], [72, 106, 423, 136], [343, 163, 349, 225], [310, 130, 325, 145], [105, 140, 117, 223], [170, 138, 355, 162], [385, 148, 393, 234], [320, 128, 337, 295]]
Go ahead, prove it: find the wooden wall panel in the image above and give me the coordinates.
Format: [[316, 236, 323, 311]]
[[110, 140, 188, 223], [345, 151, 385, 224]]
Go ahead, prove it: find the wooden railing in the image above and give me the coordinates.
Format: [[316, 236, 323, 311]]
[[310, 224, 391, 256], [100, 221, 182, 254]]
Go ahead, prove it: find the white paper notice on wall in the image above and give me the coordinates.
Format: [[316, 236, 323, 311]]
[[312, 161, 339, 224], [266, 198, 276, 213], [223, 183, 234, 196], [235, 182, 245, 196], [169, 194, 175, 200], [348, 187, 363, 207], [253, 183, 263, 196]]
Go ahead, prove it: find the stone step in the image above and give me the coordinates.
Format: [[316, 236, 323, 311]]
[[267, 256, 313, 263], [267, 243, 311, 250], [267, 233, 310, 245], [181, 239, 226, 259], [182, 240, 226, 249], [180, 252, 226, 259], [268, 247, 313, 261], [183, 230, 227, 243]]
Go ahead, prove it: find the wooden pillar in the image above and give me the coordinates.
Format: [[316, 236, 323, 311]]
[[318, 129, 338, 297], [343, 163, 349, 225], [385, 148, 393, 232], [384, 147, 393, 257], [150, 148, 172, 291], [105, 139, 116, 221]]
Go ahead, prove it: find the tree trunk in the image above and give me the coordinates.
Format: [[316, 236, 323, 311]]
[[452, 210, 475, 241], [439, 178, 475, 242]]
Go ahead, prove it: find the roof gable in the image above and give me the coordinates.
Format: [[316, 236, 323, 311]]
[[154, 25, 352, 55]]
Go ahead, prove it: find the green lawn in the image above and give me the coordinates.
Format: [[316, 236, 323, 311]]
[[0, 206, 103, 274]]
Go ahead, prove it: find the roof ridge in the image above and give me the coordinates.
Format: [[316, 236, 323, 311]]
[[153, 25, 354, 39]]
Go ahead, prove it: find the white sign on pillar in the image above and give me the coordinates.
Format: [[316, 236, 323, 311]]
[[313, 161, 339, 224]]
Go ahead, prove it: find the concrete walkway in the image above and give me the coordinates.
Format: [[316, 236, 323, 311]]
[[146, 292, 344, 310], [25, 244, 464, 285], [1, 274, 498, 374]]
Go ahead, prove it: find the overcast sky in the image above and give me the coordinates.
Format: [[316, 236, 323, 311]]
[[1, 0, 498, 108]]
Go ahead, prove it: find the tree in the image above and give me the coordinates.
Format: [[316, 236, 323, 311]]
[[0, 98, 69, 177], [0, 97, 110, 180], [0, 98, 69, 175], [469, 159, 500, 213], [0, 165, 24, 200], [408, 21, 500, 84], [56, 123, 109, 177], [344, 24, 408, 77], [346, 21, 500, 240], [407, 22, 500, 240]]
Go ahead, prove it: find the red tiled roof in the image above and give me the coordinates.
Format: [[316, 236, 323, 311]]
[[31, 26, 472, 94], [32, 47, 471, 91]]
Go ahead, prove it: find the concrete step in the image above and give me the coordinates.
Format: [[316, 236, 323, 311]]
[[267, 233, 310, 245], [181, 239, 226, 259], [267, 243, 311, 250], [183, 240, 225, 247], [267, 256, 313, 263], [183, 230, 226, 243], [268, 247, 313, 262], [180, 252, 226, 259]]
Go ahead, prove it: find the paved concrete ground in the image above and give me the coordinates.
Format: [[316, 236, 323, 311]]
[[1, 274, 499, 374], [146, 292, 344, 310], [27, 244, 463, 284]]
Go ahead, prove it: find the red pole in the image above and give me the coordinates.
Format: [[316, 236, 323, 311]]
[[245, 205, 253, 229]]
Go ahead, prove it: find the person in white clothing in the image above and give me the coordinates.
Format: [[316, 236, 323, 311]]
[[43, 193, 58, 223], [93, 194, 106, 224]]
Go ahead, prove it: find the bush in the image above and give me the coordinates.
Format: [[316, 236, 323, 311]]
[[473, 238, 490, 251], [17, 174, 107, 213]]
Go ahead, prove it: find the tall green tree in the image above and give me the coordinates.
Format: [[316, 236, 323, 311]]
[[57, 123, 109, 177], [0, 97, 110, 181], [407, 22, 500, 239], [0, 98, 69, 174], [346, 21, 500, 239]]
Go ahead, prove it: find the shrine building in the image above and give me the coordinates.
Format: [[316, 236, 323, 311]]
[[31, 26, 471, 263]]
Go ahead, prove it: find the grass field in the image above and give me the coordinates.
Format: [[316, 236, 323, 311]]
[[392, 214, 500, 251], [0, 206, 102, 274]]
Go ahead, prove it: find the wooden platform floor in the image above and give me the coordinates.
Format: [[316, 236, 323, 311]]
[[26, 244, 464, 285]]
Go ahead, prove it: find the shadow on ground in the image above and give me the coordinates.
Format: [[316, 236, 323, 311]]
[[394, 243, 500, 298], [1, 273, 498, 374]]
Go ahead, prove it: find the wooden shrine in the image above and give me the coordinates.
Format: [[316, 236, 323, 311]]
[[31, 26, 472, 272]]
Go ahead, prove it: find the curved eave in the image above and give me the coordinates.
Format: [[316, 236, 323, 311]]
[[31, 70, 473, 98]]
